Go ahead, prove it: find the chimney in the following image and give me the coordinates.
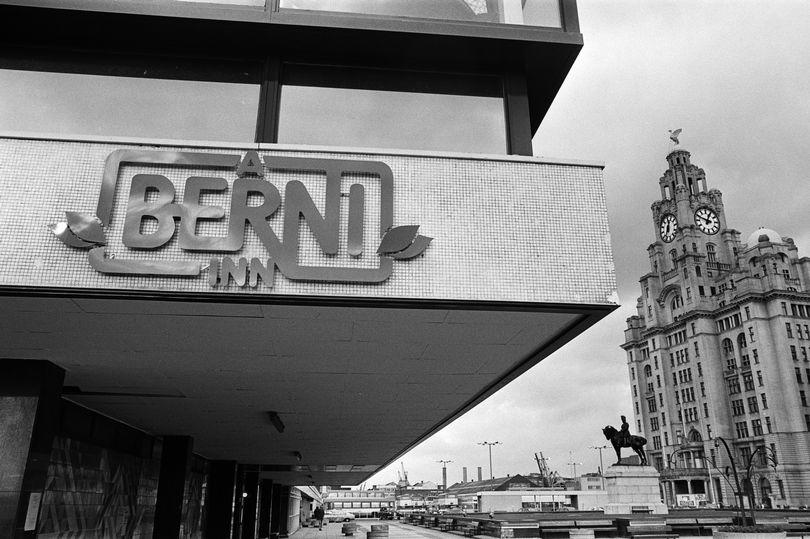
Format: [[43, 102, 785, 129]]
[[477, 467, 482, 482], [463, 467, 468, 483]]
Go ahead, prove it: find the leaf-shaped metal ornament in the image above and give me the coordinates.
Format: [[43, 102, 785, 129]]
[[48, 222, 97, 249], [377, 225, 420, 255], [390, 235, 432, 260], [66, 211, 106, 244]]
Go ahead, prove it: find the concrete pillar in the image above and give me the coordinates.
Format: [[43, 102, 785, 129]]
[[241, 471, 259, 539], [0, 360, 64, 539], [257, 479, 273, 539], [153, 436, 193, 539], [463, 467, 468, 483], [270, 484, 290, 538], [205, 460, 237, 538], [477, 467, 482, 482], [232, 466, 246, 539]]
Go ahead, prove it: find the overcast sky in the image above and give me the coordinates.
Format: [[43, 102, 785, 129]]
[[366, 0, 810, 488]]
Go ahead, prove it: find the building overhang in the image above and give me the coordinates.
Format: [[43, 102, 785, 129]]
[[0, 2, 582, 137], [0, 135, 616, 486]]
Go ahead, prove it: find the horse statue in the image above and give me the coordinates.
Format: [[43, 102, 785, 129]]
[[602, 425, 648, 466]]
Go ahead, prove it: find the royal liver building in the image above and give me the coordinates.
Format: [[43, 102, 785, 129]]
[[623, 146, 810, 508]]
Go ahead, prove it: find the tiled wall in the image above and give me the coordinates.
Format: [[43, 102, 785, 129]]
[[36, 436, 160, 538], [0, 136, 616, 306]]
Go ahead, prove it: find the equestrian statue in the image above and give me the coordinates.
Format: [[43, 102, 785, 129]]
[[602, 415, 648, 466]]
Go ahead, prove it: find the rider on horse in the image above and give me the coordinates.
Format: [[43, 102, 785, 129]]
[[619, 415, 631, 446]]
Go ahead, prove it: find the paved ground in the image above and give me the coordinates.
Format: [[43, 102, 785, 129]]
[[295, 519, 457, 539], [292, 515, 810, 539]]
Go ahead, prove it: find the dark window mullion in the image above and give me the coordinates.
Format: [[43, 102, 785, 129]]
[[255, 55, 282, 143], [503, 70, 533, 156]]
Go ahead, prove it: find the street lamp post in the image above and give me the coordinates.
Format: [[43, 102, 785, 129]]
[[478, 441, 501, 479], [713, 436, 748, 524], [590, 445, 608, 488], [567, 452, 582, 478]]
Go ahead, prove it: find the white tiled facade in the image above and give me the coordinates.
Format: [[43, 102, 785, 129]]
[[0, 135, 616, 306], [623, 148, 810, 508]]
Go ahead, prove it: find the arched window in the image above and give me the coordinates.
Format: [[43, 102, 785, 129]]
[[644, 365, 652, 378], [692, 242, 698, 252], [737, 333, 747, 350], [707, 244, 716, 262], [683, 267, 689, 280], [695, 266, 702, 277], [670, 249, 678, 267], [689, 429, 702, 442], [671, 295, 683, 311]]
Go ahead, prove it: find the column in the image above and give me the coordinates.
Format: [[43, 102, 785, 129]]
[[1, 360, 64, 539], [153, 436, 193, 539], [257, 479, 273, 539], [232, 465, 246, 539], [270, 484, 290, 538], [241, 471, 259, 539], [205, 460, 237, 538]]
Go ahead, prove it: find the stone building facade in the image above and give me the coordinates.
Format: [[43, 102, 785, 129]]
[[623, 148, 810, 509]]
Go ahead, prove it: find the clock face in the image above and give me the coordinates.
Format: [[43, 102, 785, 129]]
[[659, 214, 678, 242], [695, 207, 720, 235]]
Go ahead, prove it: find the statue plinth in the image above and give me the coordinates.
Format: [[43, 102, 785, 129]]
[[602, 465, 668, 515]]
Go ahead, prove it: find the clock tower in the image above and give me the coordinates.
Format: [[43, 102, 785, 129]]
[[623, 143, 810, 509], [647, 147, 741, 303]]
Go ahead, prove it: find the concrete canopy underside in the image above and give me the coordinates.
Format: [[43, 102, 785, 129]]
[[0, 292, 606, 486]]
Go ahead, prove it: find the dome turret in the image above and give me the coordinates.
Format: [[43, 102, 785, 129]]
[[746, 227, 782, 246]]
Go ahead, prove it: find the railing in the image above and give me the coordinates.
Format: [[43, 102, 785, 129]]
[[706, 261, 731, 271]]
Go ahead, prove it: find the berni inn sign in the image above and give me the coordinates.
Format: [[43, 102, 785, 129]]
[[50, 150, 431, 288]]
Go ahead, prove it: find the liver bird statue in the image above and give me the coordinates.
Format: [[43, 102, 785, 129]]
[[669, 128, 682, 145]]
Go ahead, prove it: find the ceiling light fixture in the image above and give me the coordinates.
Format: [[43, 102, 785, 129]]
[[267, 411, 285, 433]]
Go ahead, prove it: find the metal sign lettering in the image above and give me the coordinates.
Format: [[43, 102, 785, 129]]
[[50, 150, 431, 287]]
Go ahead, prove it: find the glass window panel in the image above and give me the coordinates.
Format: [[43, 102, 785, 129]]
[[280, 0, 499, 22], [176, 0, 265, 5], [278, 85, 507, 154], [0, 69, 259, 142], [521, 0, 562, 27], [279, 0, 562, 27]]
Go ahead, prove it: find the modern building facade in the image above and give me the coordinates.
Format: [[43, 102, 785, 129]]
[[0, 1, 618, 537], [623, 147, 810, 508]]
